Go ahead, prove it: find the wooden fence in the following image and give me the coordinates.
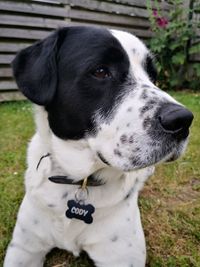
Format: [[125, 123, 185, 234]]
[[0, 0, 199, 101]]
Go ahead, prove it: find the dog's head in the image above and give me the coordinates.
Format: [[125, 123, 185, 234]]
[[12, 26, 193, 174]]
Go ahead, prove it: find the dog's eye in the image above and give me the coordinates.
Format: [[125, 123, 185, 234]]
[[92, 66, 112, 79]]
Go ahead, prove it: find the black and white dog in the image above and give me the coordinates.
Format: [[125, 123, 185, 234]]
[[4, 26, 193, 267]]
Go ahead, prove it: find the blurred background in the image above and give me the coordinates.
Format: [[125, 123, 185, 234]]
[[0, 0, 199, 101]]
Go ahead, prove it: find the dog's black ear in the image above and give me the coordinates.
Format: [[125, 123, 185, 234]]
[[12, 31, 60, 105]]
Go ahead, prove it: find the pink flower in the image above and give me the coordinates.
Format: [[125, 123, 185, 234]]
[[153, 9, 158, 17], [156, 17, 168, 28]]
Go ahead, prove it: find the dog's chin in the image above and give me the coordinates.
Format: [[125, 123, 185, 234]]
[[164, 140, 188, 163], [165, 153, 180, 162], [122, 153, 181, 172], [97, 152, 154, 172], [97, 141, 187, 173]]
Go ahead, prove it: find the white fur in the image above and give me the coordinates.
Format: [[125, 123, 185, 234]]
[[4, 107, 154, 267], [4, 29, 188, 267]]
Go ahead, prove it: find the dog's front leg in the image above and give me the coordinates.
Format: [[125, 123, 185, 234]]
[[86, 238, 146, 267], [4, 195, 53, 267], [85, 206, 146, 267], [4, 241, 48, 267]]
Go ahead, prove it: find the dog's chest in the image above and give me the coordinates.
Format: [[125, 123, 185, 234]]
[[27, 178, 140, 254]]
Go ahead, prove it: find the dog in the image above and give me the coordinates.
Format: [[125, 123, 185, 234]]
[[4, 26, 193, 267]]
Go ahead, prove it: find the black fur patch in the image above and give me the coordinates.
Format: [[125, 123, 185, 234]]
[[143, 116, 151, 129], [120, 134, 128, 143], [113, 149, 122, 157], [12, 26, 130, 140], [144, 55, 157, 83], [140, 89, 148, 100]]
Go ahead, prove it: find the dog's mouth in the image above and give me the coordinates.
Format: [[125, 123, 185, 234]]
[[165, 154, 179, 162], [96, 137, 187, 172], [164, 142, 187, 163], [97, 152, 110, 166]]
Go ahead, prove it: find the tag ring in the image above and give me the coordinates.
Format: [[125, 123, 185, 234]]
[[75, 187, 89, 203]]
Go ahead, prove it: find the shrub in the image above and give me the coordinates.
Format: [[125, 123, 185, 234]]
[[147, 0, 200, 90]]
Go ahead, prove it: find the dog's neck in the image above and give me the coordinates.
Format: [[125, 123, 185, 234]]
[[34, 105, 116, 180]]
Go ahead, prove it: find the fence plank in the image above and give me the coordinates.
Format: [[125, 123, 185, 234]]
[[0, 43, 31, 52], [0, 28, 52, 40], [0, 1, 69, 17], [69, 21, 152, 38], [0, 54, 15, 64], [0, 67, 13, 78], [99, 0, 170, 10], [62, 0, 149, 18], [0, 81, 18, 91], [0, 91, 26, 102], [69, 9, 150, 28], [0, 14, 70, 29]]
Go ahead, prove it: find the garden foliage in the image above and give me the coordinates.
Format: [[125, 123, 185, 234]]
[[147, 0, 200, 90]]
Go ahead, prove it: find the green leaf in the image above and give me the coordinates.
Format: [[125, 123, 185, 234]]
[[172, 53, 185, 65], [169, 77, 179, 87], [193, 64, 200, 77], [189, 43, 200, 54], [169, 42, 181, 50]]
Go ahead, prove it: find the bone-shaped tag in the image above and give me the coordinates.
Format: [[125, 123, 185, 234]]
[[66, 200, 95, 224]]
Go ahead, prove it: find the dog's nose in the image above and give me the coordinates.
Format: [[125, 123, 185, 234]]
[[158, 103, 193, 137]]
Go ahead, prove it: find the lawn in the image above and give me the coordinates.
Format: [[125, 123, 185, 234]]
[[0, 91, 200, 267]]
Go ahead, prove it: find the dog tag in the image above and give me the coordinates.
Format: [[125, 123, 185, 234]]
[[65, 177, 95, 224], [66, 200, 95, 224]]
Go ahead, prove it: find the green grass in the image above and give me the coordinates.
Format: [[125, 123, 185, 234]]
[[0, 92, 200, 267], [0, 102, 34, 266]]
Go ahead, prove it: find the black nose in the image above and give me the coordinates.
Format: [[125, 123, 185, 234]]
[[159, 103, 193, 137]]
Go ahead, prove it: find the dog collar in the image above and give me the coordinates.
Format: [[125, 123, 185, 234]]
[[48, 175, 105, 187], [37, 153, 101, 224], [36, 153, 105, 187]]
